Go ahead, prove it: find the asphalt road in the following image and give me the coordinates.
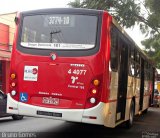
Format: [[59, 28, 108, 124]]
[[0, 107, 159, 138]]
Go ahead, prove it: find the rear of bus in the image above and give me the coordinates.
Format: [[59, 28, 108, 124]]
[[7, 8, 111, 125]]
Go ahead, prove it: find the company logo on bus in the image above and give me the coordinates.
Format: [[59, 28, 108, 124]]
[[24, 66, 38, 81], [24, 68, 38, 75], [32, 68, 38, 74], [50, 53, 57, 60]]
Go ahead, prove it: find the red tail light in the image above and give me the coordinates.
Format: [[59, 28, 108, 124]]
[[85, 77, 102, 109], [10, 72, 18, 97], [91, 88, 97, 94], [10, 73, 16, 79], [11, 82, 16, 87], [93, 79, 100, 86]]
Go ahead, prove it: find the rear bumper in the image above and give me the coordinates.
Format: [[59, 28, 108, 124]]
[[7, 93, 105, 125]]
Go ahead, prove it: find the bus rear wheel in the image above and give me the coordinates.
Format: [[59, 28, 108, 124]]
[[143, 108, 148, 114], [126, 101, 134, 129], [12, 115, 24, 120]]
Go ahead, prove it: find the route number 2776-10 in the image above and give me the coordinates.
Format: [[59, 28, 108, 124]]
[[68, 69, 87, 75]]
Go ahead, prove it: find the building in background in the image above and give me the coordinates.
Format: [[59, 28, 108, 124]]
[[155, 69, 160, 92], [0, 12, 16, 93]]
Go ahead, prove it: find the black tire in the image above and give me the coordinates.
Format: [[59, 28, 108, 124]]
[[126, 101, 134, 129], [12, 115, 24, 120], [143, 108, 148, 114]]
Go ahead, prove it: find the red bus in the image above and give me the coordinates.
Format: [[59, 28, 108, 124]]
[[7, 8, 155, 128]]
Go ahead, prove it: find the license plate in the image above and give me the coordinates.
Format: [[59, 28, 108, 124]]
[[37, 111, 62, 117], [42, 97, 59, 105]]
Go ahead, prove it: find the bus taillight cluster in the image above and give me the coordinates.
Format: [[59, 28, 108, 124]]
[[86, 79, 101, 108], [10, 73, 17, 96]]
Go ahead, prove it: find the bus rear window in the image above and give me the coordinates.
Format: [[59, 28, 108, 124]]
[[20, 14, 98, 50]]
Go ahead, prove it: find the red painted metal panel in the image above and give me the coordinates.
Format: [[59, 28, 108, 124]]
[[1, 61, 10, 93], [0, 23, 11, 94], [9, 11, 112, 109], [0, 23, 9, 50]]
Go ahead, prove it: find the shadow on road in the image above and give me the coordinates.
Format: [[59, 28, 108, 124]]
[[0, 108, 159, 138], [0, 117, 27, 124], [38, 108, 160, 138], [38, 122, 143, 138]]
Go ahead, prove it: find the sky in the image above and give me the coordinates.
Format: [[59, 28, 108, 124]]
[[0, 0, 145, 49], [0, 0, 72, 14]]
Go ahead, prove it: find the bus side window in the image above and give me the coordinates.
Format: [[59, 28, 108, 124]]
[[144, 61, 149, 80], [110, 27, 118, 71], [135, 52, 140, 78], [135, 63, 140, 78], [129, 46, 135, 76], [149, 65, 153, 80], [129, 61, 135, 76], [22, 27, 36, 42]]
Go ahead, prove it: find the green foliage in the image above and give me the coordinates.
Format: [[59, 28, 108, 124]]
[[69, 0, 142, 28], [68, 0, 81, 8], [143, 0, 160, 68], [68, 0, 160, 68]]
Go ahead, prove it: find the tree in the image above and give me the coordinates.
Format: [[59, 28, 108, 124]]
[[68, 0, 160, 68], [68, 0, 81, 8], [68, 0, 143, 28], [142, 0, 160, 68]]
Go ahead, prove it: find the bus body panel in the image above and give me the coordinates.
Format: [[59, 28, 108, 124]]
[[7, 93, 106, 125], [8, 9, 111, 111], [16, 59, 94, 109], [7, 9, 113, 126], [10, 47, 107, 109], [7, 8, 155, 128]]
